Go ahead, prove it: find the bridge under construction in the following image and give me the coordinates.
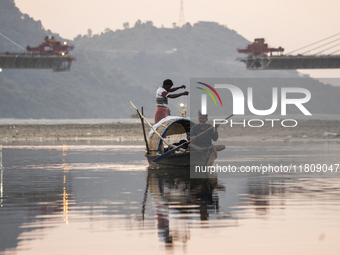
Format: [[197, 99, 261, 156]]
[[0, 33, 75, 71], [238, 34, 340, 70]]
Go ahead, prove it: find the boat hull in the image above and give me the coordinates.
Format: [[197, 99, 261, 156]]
[[146, 147, 217, 169]]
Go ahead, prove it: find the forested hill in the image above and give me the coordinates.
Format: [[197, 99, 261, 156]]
[[0, 0, 339, 118], [0, 0, 64, 52]]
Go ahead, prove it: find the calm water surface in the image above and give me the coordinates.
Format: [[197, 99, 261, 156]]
[[0, 141, 339, 255]]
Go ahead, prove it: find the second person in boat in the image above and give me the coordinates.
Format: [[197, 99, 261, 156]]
[[188, 111, 225, 152]]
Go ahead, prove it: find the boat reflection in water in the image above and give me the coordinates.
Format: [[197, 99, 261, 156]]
[[145, 167, 235, 249]]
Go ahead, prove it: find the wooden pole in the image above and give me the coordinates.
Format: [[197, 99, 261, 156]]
[[140, 107, 150, 154], [129, 101, 170, 146]]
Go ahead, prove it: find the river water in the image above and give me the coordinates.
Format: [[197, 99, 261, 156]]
[[0, 141, 339, 255]]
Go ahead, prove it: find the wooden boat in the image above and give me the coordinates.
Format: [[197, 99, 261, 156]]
[[145, 117, 218, 168]]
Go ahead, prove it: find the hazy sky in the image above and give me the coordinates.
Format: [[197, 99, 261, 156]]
[[14, 0, 340, 78]]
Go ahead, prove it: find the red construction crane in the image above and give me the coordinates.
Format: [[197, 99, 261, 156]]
[[238, 38, 284, 57], [26, 36, 74, 56]]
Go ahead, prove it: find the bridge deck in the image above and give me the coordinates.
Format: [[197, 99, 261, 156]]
[[239, 55, 340, 70], [0, 54, 75, 71]]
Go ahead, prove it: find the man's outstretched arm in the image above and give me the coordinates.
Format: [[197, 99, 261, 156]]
[[168, 85, 186, 92], [167, 91, 189, 98]]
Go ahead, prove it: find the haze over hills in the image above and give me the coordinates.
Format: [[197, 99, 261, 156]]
[[0, 0, 339, 119]]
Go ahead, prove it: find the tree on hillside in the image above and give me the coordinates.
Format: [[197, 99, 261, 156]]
[[87, 29, 93, 38]]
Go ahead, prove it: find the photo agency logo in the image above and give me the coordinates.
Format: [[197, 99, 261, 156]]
[[196, 82, 223, 108], [194, 79, 312, 128]]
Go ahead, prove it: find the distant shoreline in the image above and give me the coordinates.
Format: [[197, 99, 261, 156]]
[[1, 114, 340, 125], [0, 119, 339, 143]]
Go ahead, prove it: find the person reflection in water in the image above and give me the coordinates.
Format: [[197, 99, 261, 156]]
[[189, 177, 223, 221], [156, 204, 173, 245], [155, 178, 173, 246], [188, 111, 225, 152]]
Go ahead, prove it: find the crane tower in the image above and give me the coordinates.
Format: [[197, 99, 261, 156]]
[[179, 0, 185, 27]]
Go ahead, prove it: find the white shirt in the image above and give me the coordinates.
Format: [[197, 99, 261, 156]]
[[156, 87, 169, 107]]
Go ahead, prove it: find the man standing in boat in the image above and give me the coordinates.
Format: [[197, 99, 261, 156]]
[[155, 79, 189, 124], [189, 111, 225, 151]]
